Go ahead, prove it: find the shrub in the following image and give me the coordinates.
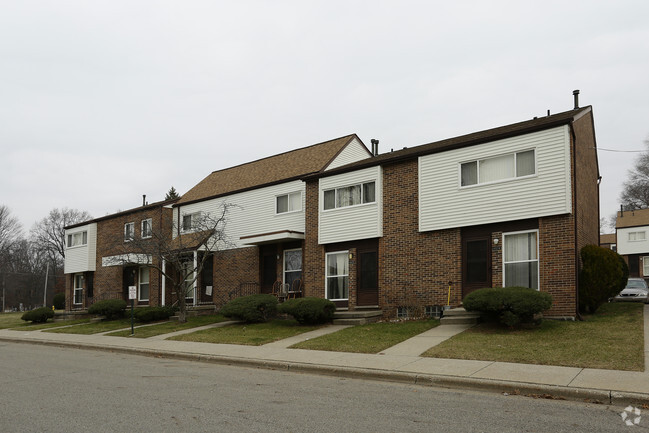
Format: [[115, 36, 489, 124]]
[[134, 306, 176, 323], [578, 244, 627, 314], [463, 286, 553, 327], [22, 307, 55, 323], [53, 293, 66, 310], [219, 294, 278, 323], [88, 299, 127, 320], [277, 297, 336, 325]]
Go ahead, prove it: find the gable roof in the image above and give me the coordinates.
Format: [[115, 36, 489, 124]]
[[305, 106, 593, 180], [176, 134, 363, 206], [600, 233, 616, 244], [616, 208, 649, 229], [65, 198, 179, 230]]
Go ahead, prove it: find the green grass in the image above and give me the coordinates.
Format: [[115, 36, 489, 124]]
[[292, 319, 439, 353], [169, 319, 319, 345], [423, 303, 645, 371], [10, 318, 92, 331], [0, 312, 26, 329], [106, 315, 227, 338], [43, 318, 136, 335]]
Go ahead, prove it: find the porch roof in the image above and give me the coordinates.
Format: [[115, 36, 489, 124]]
[[240, 230, 305, 246]]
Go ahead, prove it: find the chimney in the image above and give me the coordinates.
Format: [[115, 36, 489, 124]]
[[142, 194, 146, 206], [620, 204, 624, 217], [573, 89, 580, 109], [371, 139, 379, 156]]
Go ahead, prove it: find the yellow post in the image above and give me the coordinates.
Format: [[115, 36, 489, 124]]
[[446, 281, 452, 307]]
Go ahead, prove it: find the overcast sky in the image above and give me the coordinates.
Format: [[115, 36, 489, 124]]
[[1, 1, 648, 234]]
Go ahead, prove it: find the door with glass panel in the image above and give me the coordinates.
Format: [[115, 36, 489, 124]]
[[326, 251, 349, 308], [462, 237, 491, 297]]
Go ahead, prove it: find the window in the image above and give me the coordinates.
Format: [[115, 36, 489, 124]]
[[139, 267, 150, 301], [181, 213, 201, 232], [643, 257, 649, 277], [323, 181, 376, 210], [67, 231, 87, 248], [461, 150, 535, 187], [141, 219, 152, 239], [503, 230, 539, 290], [124, 222, 134, 241], [283, 249, 302, 286], [73, 274, 84, 305], [326, 251, 349, 300], [628, 231, 646, 242], [276, 192, 302, 214]]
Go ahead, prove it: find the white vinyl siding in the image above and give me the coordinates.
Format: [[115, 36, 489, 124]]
[[419, 126, 572, 232], [173, 180, 306, 249], [64, 223, 97, 274], [319, 166, 382, 244], [617, 227, 649, 255], [325, 137, 372, 170]]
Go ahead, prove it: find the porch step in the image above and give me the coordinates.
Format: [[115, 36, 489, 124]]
[[440, 307, 480, 326], [332, 310, 383, 325]]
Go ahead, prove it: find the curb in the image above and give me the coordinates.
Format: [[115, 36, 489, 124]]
[[2, 336, 648, 408]]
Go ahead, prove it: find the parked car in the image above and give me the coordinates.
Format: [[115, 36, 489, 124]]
[[611, 278, 649, 303]]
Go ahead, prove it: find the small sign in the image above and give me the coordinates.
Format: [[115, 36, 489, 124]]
[[128, 285, 137, 300], [206, 285, 213, 296]]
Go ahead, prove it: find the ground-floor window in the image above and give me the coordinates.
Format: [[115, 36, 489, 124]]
[[73, 274, 84, 304], [503, 230, 539, 290], [284, 249, 302, 287], [139, 267, 150, 301], [643, 256, 649, 277], [326, 251, 348, 300]]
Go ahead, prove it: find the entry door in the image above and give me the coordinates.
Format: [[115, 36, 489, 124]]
[[357, 249, 379, 306], [462, 238, 491, 297], [260, 247, 277, 294]]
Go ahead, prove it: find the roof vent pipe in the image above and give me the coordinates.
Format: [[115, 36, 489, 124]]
[[573, 89, 580, 109], [143, 194, 146, 206], [371, 139, 379, 156]]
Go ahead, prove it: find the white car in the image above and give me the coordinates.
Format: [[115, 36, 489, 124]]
[[612, 278, 649, 303]]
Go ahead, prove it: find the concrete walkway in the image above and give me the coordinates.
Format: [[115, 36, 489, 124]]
[[1, 305, 648, 407]]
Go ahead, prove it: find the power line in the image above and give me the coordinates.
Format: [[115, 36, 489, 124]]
[[596, 147, 646, 153]]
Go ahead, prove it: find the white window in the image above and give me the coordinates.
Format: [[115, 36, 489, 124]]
[[643, 257, 649, 277], [276, 192, 302, 214], [503, 230, 539, 290], [124, 222, 134, 241], [139, 267, 150, 301], [181, 212, 202, 232], [326, 251, 349, 300], [323, 181, 375, 210], [283, 249, 302, 286], [67, 231, 87, 248], [141, 219, 152, 239], [628, 231, 646, 242], [73, 274, 84, 305], [461, 150, 535, 187]]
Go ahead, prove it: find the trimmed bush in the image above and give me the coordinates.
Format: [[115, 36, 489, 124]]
[[277, 297, 336, 325], [22, 307, 55, 323], [219, 294, 278, 323], [134, 306, 176, 323], [463, 286, 553, 327], [88, 299, 127, 320], [579, 244, 627, 314], [53, 293, 66, 310]]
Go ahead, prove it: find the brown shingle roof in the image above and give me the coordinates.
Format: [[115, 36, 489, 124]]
[[600, 233, 616, 245], [616, 208, 649, 229], [177, 134, 361, 205], [64, 198, 179, 230]]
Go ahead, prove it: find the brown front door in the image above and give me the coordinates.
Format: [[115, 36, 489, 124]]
[[357, 249, 378, 306], [462, 237, 491, 297]]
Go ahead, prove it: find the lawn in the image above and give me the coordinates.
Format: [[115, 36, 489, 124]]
[[11, 318, 91, 331], [423, 303, 645, 371], [107, 315, 228, 338], [291, 319, 439, 353], [169, 319, 319, 345], [0, 312, 26, 329], [43, 318, 136, 335]]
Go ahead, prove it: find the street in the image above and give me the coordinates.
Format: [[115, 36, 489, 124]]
[[0, 342, 640, 432]]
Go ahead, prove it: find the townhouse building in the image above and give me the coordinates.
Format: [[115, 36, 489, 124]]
[[615, 208, 649, 280]]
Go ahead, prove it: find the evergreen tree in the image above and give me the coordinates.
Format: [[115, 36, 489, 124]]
[[165, 186, 180, 200]]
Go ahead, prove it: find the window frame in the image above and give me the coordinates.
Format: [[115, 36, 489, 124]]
[[628, 231, 647, 242], [460, 149, 536, 188], [502, 229, 540, 291], [138, 267, 150, 301], [276, 191, 302, 215], [323, 181, 376, 211], [283, 248, 303, 286], [73, 273, 84, 305], [67, 231, 88, 248], [181, 212, 202, 233], [325, 250, 349, 301], [124, 222, 135, 242], [141, 218, 152, 239], [643, 256, 649, 277]]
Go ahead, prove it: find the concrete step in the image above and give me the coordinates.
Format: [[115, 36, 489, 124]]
[[440, 315, 480, 325], [332, 310, 382, 325]]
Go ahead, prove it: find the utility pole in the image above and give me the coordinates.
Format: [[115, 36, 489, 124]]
[[2, 273, 5, 313], [43, 262, 49, 308]]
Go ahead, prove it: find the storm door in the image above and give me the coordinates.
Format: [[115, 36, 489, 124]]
[[357, 249, 378, 306], [462, 237, 491, 297]]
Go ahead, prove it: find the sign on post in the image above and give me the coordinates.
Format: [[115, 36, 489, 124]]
[[128, 286, 137, 300]]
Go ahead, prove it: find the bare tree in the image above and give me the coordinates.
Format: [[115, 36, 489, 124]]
[[620, 139, 649, 210], [29, 208, 92, 266], [0, 205, 23, 268], [107, 203, 232, 323]]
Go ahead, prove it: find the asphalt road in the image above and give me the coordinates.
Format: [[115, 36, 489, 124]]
[[0, 342, 641, 432]]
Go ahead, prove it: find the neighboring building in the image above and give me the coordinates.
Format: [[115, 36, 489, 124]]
[[615, 208, 649, 280], [64, 103, 600, 319], [600, 233, 616, 252]]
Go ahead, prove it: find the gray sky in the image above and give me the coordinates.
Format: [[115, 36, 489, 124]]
[[1, 0, 647, 234]]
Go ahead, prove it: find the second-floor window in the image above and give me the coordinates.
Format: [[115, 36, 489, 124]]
[[461, 150, 535, 187], [629, 231, 646, 242], [323, 181, 375, 210], [276, 192, 301, 214], [141, 219, 152, 239], [124, 222, 134, 241], [182, 212, 202, 232], [67, 231, 87, 248]]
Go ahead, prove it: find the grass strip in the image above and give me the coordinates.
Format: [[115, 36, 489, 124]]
[[43, 318, 135, 335], [423, 303, 644, 371], [107, 315, 227, 338], [0, 312, 25, 329], [169, 319, 319, 346], [10, 319, 92, 331], [291, 319, 439, 353]]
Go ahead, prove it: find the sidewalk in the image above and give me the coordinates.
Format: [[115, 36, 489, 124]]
[[1, 305, 648, 407]]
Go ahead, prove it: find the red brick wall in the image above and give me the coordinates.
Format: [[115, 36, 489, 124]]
[[304, 181, 325, 298], [212, 246, 259, 307]]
